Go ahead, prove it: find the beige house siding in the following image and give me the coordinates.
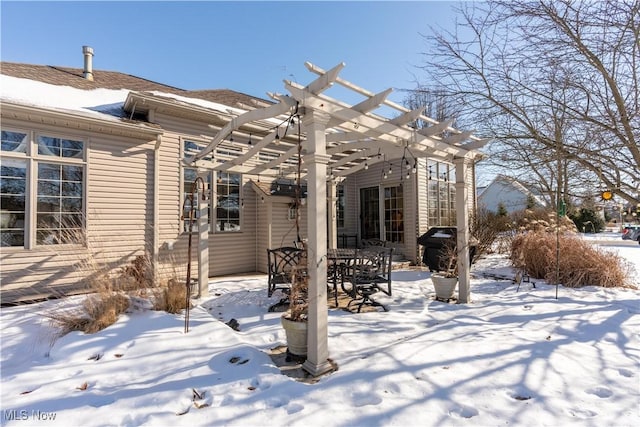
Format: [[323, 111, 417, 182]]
[[338, 179, 358, 241], [255, 193, 308, 274], [154, 128, 187, 281], [0, 115, 157, 303], [151, 112, 264, 279], [415, 158, 431, 264], [87, 134, 155, 254], [256, 194, 271, 274], [208, 181, 260, 276]]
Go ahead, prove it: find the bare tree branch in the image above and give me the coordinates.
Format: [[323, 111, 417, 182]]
[[416, 0, 640, 208]]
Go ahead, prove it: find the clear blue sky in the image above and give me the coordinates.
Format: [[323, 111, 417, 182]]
[[1, 1, 462, 105]]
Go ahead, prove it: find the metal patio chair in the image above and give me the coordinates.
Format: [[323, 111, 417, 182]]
[[267, 247, 303, 302], [342, 246, 394, 312]]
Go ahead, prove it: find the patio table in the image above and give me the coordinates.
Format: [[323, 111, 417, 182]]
[[327, 248, 357, 306]]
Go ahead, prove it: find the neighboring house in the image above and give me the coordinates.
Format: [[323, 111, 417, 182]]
[[478, 175, 546, 214], [1, 49, 483, 304]]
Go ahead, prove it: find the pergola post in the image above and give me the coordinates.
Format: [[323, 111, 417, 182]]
[[301, 109, 333, 376], [197, 170, 209, 297], [454, 156, 471, 303]]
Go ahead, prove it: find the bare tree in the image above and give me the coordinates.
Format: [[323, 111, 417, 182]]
[[402, 87, 459, 126], [417, 0, 640, 207]]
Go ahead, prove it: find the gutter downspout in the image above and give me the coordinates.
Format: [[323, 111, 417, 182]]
[[153, 134, 161, 285]]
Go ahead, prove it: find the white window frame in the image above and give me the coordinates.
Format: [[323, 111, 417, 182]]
[[427, 159, 456, 226], [1, 128, 87, 249], [213, 171, 242, 233], [180, 137, 243, 234]]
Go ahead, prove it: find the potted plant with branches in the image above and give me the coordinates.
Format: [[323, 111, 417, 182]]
[[430, 240, 460, 301], [280, 243, 308, 360]]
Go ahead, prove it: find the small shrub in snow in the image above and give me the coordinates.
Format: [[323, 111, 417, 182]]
[[152, 278, 190, 314], [471, 208, 514, 255], [45, 292, 130, 335]]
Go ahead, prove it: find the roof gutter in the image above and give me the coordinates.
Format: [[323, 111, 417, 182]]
[[124, 92, 284, 136], [1, 101, 162, 138], [124, 91, 236, 119]]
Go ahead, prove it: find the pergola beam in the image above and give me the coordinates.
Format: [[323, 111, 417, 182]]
[[245, 144, 299, 175], [325, 131, 366, 143], [419, 119, 455, 137], [216, 127, 281, 172], [443, 130, 474, 145], [461, 137, 492, 151], [305, 62, 345, 95], [326, 88, 393, 128], [185, 94, 297, 164], [326, 139, 387, 156], [305, 62, 486, 145], [329, 147, 377, 169], [389, 107, 426, 127]]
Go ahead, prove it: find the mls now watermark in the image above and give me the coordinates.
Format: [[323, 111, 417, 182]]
[[3, 409, 57, 421]]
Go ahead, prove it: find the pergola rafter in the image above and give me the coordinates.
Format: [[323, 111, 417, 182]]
[[419, 119, 455, 137], [185, 93, 298, 165], [183, 62, 489, 377], [325, 88, 393, 128], [214, 127, 282, 172]]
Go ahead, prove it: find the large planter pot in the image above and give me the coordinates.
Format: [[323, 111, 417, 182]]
[[281, 316, 308, 357], [431, 274, 458, 300]]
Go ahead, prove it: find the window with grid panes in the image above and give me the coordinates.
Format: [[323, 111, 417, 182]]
[[1, 135, 27, 246], [215, 172, 240, 231], [426, 159, 456, 226], [1, 130, 85, 247], [181, 139, 242, 233], [384, 185, 404, 243]]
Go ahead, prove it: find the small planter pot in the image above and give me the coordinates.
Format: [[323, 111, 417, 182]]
[[431, 274, 458, 300], [281, 316, 308, 357]]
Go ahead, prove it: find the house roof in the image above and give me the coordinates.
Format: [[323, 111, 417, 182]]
[[478, 174, 547, 209], [0, 62, 271, 109], [493, 175, 542, 198]]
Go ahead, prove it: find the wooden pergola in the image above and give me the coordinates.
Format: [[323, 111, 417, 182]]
[[184, 62, 488, 376]]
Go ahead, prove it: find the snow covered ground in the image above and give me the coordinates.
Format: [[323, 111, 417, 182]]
[[1, 234, 638, 427]]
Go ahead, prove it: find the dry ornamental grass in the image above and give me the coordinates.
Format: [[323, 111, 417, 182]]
[[511, 231, 633, 288], [43, 242, 189, 336], [152, 279, 191, 314], [44, 293, 130, 335]]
